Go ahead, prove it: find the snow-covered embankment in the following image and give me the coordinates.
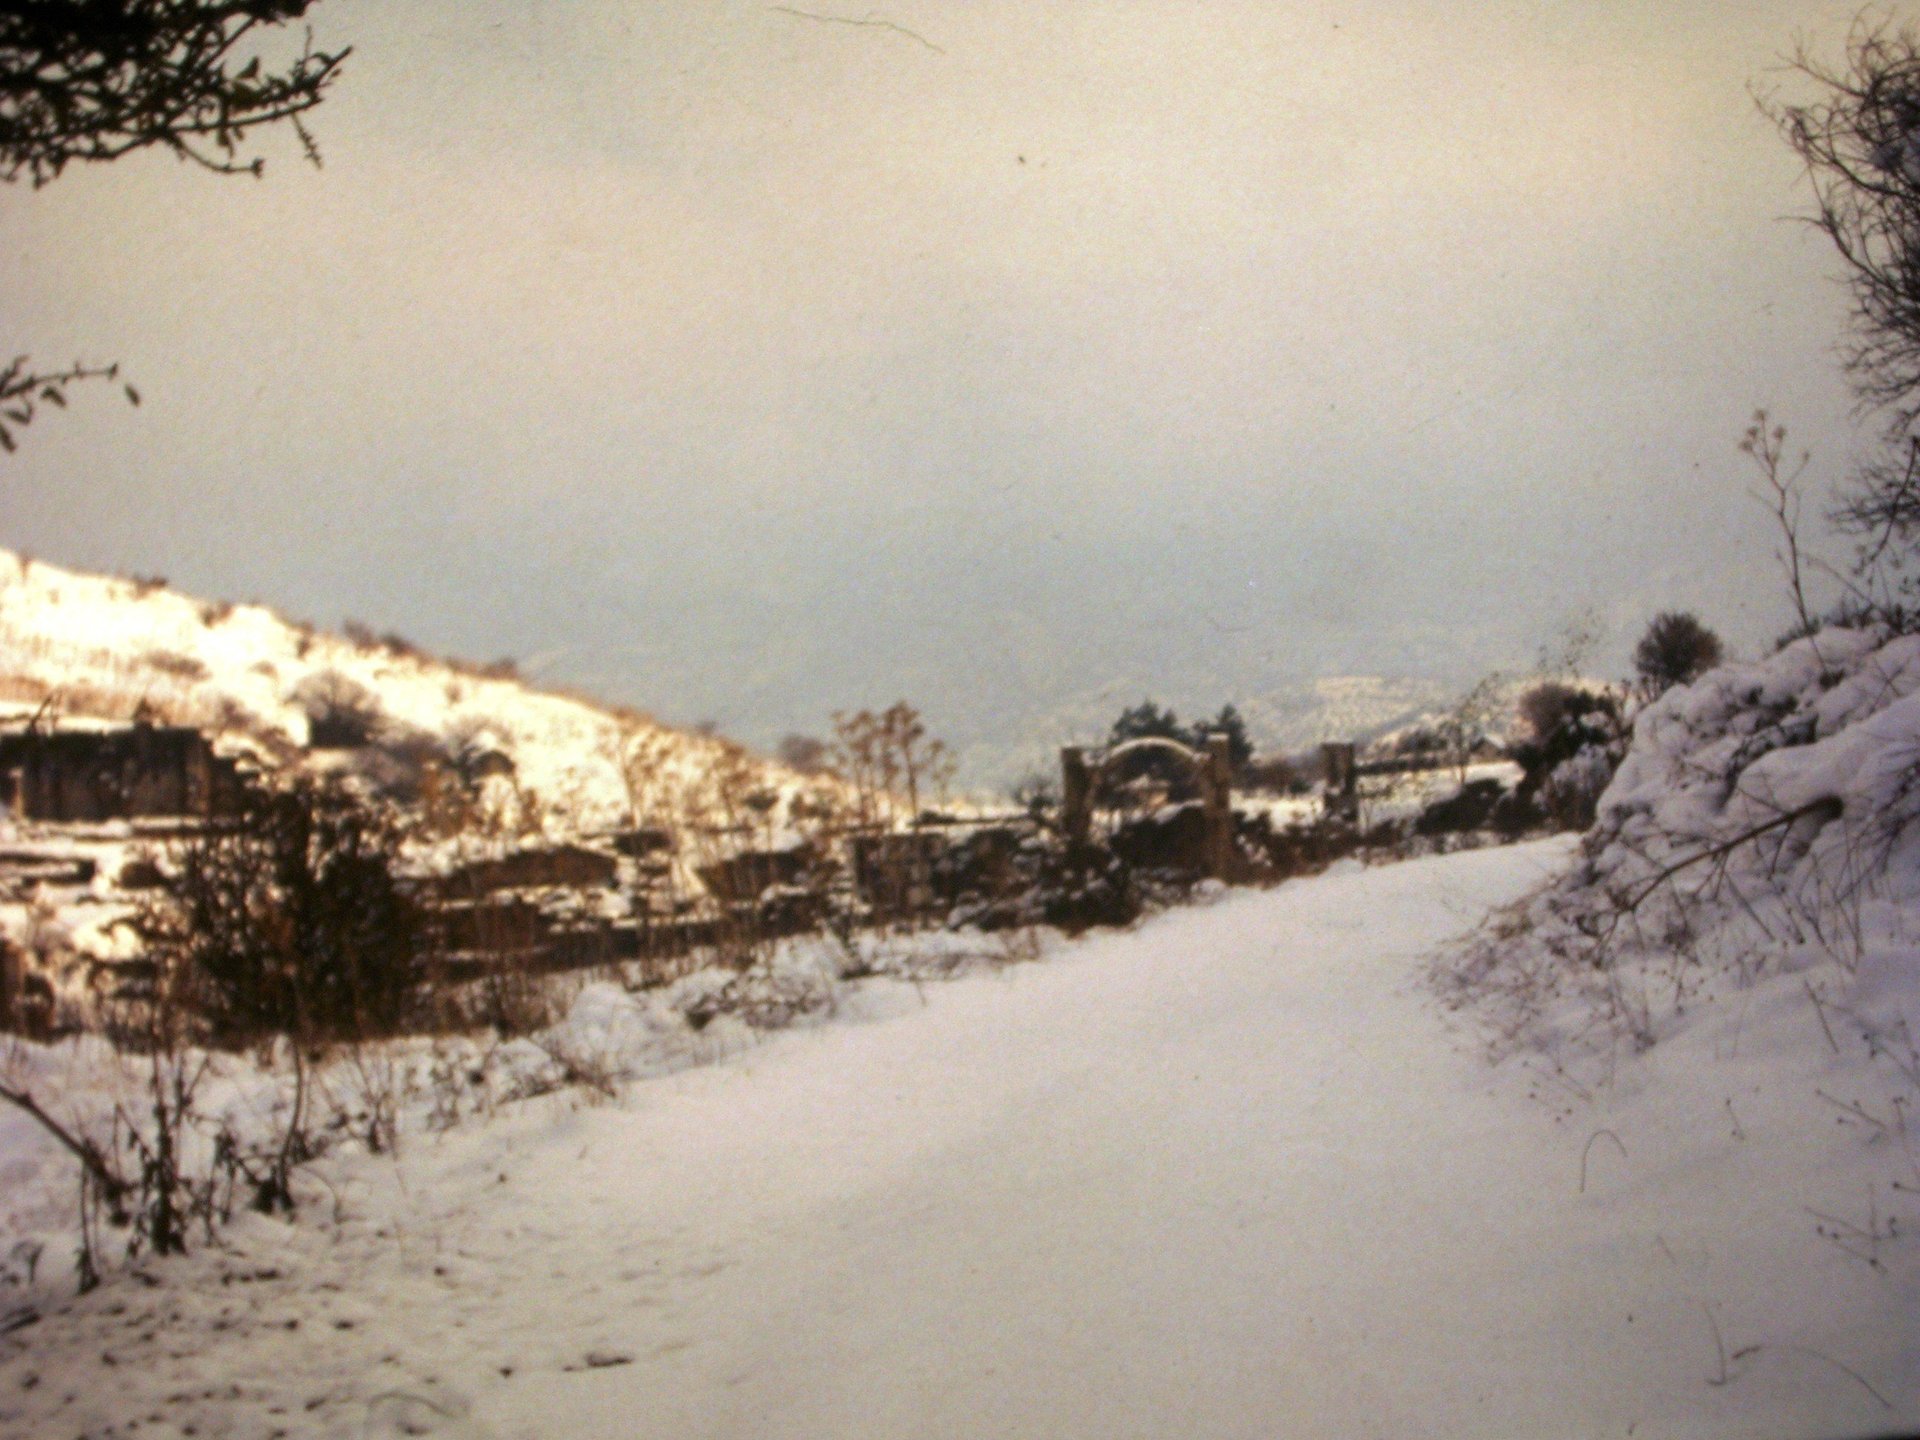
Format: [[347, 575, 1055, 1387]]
[[3, 836, 1913, 1438]]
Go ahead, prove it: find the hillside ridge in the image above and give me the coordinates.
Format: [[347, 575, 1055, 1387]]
[[0, 549, 807, 836]]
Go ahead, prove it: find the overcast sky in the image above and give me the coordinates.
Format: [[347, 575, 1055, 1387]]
[[0, 0, 1885, 779]]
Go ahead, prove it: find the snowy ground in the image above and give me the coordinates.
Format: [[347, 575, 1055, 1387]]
[[1, 840, 1915, 1439]]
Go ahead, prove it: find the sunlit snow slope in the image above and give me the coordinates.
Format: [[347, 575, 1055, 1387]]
[[0, 549, 808, 833]]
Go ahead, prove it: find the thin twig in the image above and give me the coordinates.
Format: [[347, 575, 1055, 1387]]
[[1743, 1344, 1895, 1411], [1805, 980, 1843, 1055], [1704, 1304, 1730, 1387], [0, 1081, 126, 1204], [1816, 1088, 1891, 1136], [1618, 799, 1841, 919]]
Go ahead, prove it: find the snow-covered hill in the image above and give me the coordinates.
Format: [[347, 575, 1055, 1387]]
[[1427, 626, 1920, 1424], [0, 549, 818, 835], [1438, 626, 1920, 1072], [1244, 672, 1457, 749]]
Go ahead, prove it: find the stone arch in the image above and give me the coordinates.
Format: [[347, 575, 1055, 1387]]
[[1060, 734, 1236, 880]]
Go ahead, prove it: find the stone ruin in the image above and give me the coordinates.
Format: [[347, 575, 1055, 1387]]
[[0, 721, 248, 823]]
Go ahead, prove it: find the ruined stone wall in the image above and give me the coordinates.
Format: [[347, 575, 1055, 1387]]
[[0, 727, 234, 822]]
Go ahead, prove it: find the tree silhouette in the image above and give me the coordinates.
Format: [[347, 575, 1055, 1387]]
[[1633, 611, 1724, 697], [1, 0, 349, 453], [1763, 16, 1920, 561]]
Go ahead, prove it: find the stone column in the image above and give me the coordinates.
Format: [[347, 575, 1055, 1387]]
[[1060, 745, 1091, 848], [1322, 742, 1358, 822], [1202, 734, 1234, 880]]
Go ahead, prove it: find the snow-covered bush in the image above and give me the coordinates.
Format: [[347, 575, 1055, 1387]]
[[1437, 626, 1920, 1070], [143, 780, 425, 1048], [1509, 682, 1627, 832]]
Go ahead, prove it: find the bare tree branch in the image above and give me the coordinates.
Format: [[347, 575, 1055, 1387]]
[[0, 353, 132, 453], [0, 2, 350, 186], [0, 1, 348, 455], [0, 1077, 128, 1209]]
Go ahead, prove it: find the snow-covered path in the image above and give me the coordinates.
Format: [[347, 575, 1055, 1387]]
[[4, 841, 1915, 1439]]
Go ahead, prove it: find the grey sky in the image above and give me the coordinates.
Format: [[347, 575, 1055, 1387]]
[[0, 1, 1881, 780]]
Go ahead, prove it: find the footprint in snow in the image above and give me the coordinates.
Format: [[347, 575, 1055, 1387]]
[[362, 1387, 498, 1437]]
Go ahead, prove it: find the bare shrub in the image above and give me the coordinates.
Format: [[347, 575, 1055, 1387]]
[[615, 723, 846, 975], [1764, 20, 1920, 430], [2, 964, 328, 1289], [423, 893, 573, 1040], [777, 732, 831, 774], [142, 780, 425, 1048], [1757, 24, 1920, 594], [673, 953, 837, 1032], [294, 670, 384, 749], [1438, 673, 1507, 783], [470, 962, 571, 1038], [84, 781, 430, 1237], [349, 725, 454, 806], [1633, 611, 1724, 698], [531, 1028, 624, 1101], [831, 702, 954, 828]]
